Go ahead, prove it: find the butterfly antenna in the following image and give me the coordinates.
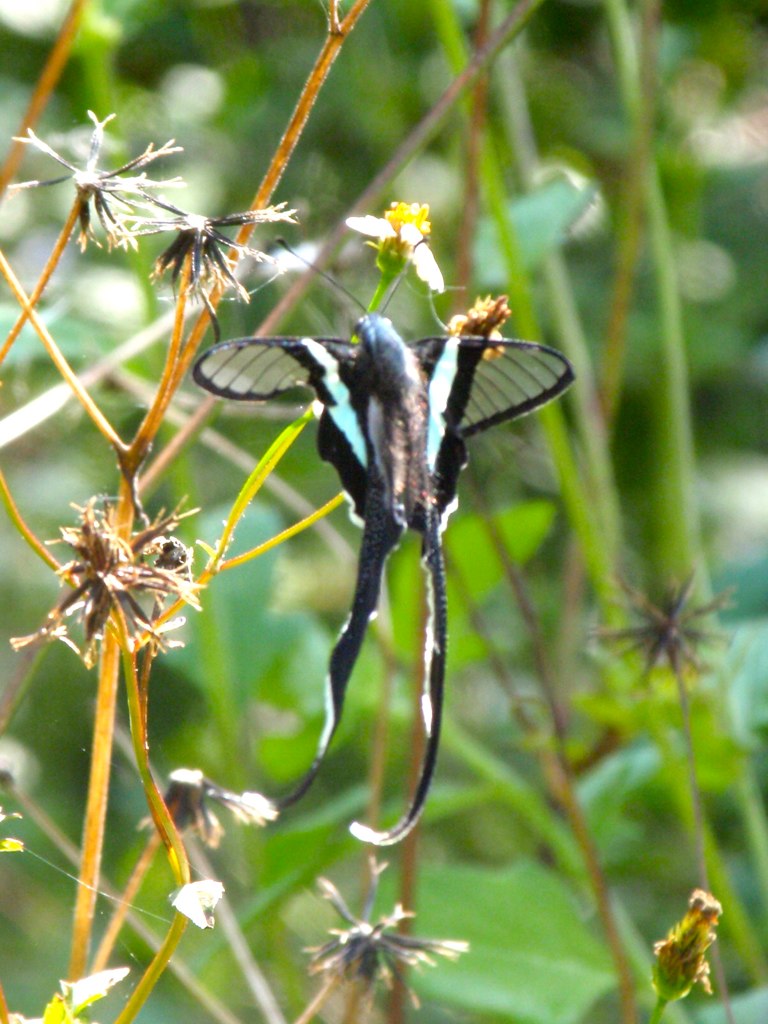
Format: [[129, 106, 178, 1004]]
[[274, 238, 365, 314]]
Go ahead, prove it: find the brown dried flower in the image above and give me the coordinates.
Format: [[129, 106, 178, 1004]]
[[10, 500, 199, 667], [653, 889, 722, 1002], [447, 294, 512, 340], [128, 197, 296, 337], [308, 860, 468, 1006], [12, 111, 182, 250], [163, 767, 277, 847], [599, 576, 730, 677]]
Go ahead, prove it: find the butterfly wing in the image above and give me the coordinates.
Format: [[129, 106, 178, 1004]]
[[413, 334, 574, 437], [413, 335, 574, 522], [194, 335, 370, 516], [454, 336, 574, 436], [192, 335, 356, 404]]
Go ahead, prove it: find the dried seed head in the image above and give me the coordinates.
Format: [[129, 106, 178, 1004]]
[[653, 889, 722, 1002], [12, 111, 183, 250], [308, 860, 468, 1006], [448, 295, 512, 340], [162, 768, 277, 847], [598, 575, 731, 678], [10, 500, 200, 667]]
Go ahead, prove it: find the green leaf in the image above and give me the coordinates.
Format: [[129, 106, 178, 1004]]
[[477, 177, 599, 283], [175, 503, 325, 714], [727, 622, 768, 747], [445, 500, 556, 602], [385, 861, 614, 1024]]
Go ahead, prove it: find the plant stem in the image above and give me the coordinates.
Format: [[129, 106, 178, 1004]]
[[67, 617, 123, 979], [112, 913, 189, 1024], [292, 975, 342, 1024], [0, 0, 87, 198], [220, 493, 345, 572], [0, 979, 9, 1024], [601, 0, 660, 421], [0, 200, 81, 368], [0, 467, 60, 571], [123, 260, 191, 477], [602, 0, 702, 579], [649, 997, 668, 1024], [0, 249, 125, 450], [89, 832, 162, 973]]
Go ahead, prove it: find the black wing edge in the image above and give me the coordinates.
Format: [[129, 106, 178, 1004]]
[[192, 336, 354, 403], [192, 337, 296, 401], [460, 338, 575, 438]]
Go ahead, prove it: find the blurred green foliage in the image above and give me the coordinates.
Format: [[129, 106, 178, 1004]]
[[2, 1, 768, 1023]]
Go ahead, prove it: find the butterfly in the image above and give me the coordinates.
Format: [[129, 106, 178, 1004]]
[[193, 312, 574, 845]]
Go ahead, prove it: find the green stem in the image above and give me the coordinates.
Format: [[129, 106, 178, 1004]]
[[651, 722, 768, 982], [367, 272, 396, 313], [112, 913, 188, 1024], [119, 638, 189, 887], [209, 408, 313, 570], [644, 170, 701, 577], [649, 996, 669, 1024], [480, 82, 621, 616], [602, 0, 702, 580]]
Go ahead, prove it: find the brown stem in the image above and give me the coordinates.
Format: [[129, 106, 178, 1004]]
[[123, 259, 191, 477], [453, 0, 491, 303], [388, 594, 428, 1024], [243, 0, 373, 226], [67, 476, 137, 979], [328, 0, 343, 36], [138, 393, 216, 493], [292, 974, 342, 1024], [67, 616, 124, 979], [89, 831, 163, 974], [0, 249, 125, 449], [0, 200, 81, 369], [0, 979, 10, 1024], [0, 0, 88, 198]]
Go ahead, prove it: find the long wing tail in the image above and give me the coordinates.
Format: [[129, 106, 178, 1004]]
[[275, 481, 402, 810], [350, 507, 447, 845]]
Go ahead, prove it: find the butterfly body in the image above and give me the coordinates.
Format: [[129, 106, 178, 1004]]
[[193, 312, 574, 844]]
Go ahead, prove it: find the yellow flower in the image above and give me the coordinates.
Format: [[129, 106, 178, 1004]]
[[346, 201, 444, 292]]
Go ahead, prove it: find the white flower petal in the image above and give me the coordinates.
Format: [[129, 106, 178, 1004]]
[[172, 879, 225, 929], [346, 215, 396, 240], [399, 222, 424, 246], [412, 241, 444, 292]]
